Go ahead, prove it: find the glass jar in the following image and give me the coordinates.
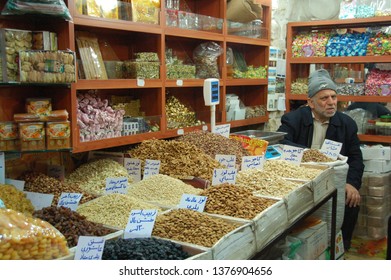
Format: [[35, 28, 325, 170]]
[[365, 119, 377, 135]]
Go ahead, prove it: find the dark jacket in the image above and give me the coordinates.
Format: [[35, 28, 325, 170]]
[[277, 106, 364, 190]]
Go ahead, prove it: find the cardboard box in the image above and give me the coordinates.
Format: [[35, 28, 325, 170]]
[[316, 230, 345, 260], [288, 219, 328, 259], [364, 160, 391, 173], [361, 145, 391, 160]]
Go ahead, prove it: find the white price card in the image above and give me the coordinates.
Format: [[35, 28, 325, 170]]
[[105, 177, 129, 194], [321, 139, 342, 160], [24, 192, 54, 211], [124, 158, 141, 183], [241, 155, 265, 171], [5, 178, 25, 191], [212, 124, 231, 138], [47, 165, 65, 181], [215, 154, 236, 169], [179, 194, 207, 212], [0, 198, 5, 208], [137, 78, 145, 87], [0, 152, 4, 184], [57, 192, 83, 211], [176, 79, 183, 86], [143, 159, 160, 179], [75, 236, 105, 260], [212, 168, 237, 186], [281, 145, 304, 165], [124, 209, 158, 239]]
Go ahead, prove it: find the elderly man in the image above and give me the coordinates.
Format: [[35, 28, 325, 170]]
[[277, 69, 364, 251]]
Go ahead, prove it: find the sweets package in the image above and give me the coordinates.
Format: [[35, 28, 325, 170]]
[[0, 122, 19, 151], [0, 208, 69, 259], [75, 0, 118, 19], [19, 50, 76, 83], [1, 0, 72, 21], [0, 28, 32, 82], [131, 0, 160, 24], [46, 121, 71, 150], [76, 31, 108, 80]]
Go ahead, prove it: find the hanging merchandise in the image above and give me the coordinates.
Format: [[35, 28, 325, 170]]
[[1, 0, 72, 21], [193, 41, 223, 79]]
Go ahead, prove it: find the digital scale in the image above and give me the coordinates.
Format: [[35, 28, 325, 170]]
[[265, 145, 282, 159], [203, 78, 220, 132]]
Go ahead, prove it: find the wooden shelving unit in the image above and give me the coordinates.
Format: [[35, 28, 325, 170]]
[[285, 16, 391, 144], [0, 0, 271, 153]]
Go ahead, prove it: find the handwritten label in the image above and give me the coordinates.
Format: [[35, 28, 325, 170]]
[[58, 192, 83, 211], [321, 139, 342, 160], [281, 145, 304, 165], [75, 236, 105, 260], [137, 78, 145, 87], [215, 154, 236, 169], [179, 194, 207, 212], [24, 192, 54, 211], [143, 159, 161, 179], [124, 158, 141, 183], [241, 155, 264, 170], [105, 177, 129, 194], [212, 124, 231, 138], [124, 209, 158, 239], [47, 165, 65, 181], [0, 152, 4, 184], [5, 178, 25, 191], [176, 79, 183, 86], [212, 168, 237, 186], [0, 198, 5, 208]]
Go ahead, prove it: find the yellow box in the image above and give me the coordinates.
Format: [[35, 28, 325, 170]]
[[46, 121, 71, 150], [19, 122, 45, 151]]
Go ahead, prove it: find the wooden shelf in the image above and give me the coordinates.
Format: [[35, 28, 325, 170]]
[[358, 134, 391, 144], [75, 79, 163, 90]]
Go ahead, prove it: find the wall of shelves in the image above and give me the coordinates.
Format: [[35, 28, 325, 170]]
[[285, 16, 391, 144], [0, 0, 271, 154]]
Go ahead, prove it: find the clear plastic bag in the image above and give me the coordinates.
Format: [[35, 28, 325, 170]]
[[1, 0, 73, 21], [339, 0, 357, 19], [193, 41, 223, 79], [0, 208, 69, 259]]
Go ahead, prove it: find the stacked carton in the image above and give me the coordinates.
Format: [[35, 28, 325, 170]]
[[355, 145, 391, 239]]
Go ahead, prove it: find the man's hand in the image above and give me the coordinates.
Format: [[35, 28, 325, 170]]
[[345, 183, 360, 207]]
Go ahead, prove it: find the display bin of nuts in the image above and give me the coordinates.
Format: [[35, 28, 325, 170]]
[[0, 28, 32, 82], [18, 121, 45, 151], [0, 121, 19, 151], [152, 209, 256, 260], [46, 121, 71, 150], [19, 50, 76, 83]]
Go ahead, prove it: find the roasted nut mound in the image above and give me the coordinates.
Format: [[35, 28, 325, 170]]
[[152, 209, 238, 248], [0, 184, 34, 214], [263, 160, 323, 180], [200, 183, 277, 219], [20, 172, 96, 206], [302, 149, 335, 163], [127, 174, 202, 207], [77, 193, 161, 229], [177, 131, 249, 166], [102, 238, 190, 260], [128, 139, 222, 181], [236, 168, 300, 196], [0, 208, 69, 260], [33, 206, 116, 248], [65, 158, 133, 196]]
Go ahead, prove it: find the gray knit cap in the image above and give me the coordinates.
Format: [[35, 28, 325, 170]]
[[308, 69, 337, 98]]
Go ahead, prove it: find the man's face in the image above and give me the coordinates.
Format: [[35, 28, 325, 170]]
[[308, 89, 337, 122]]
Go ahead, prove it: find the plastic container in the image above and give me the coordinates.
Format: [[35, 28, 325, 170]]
[[0, 121, 19, 151], [19, 122, 45, 151], [46, 121, 71, 150], [26, 98, 52, 118]]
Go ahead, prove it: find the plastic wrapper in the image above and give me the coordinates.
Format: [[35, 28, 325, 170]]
[[46, 121, 71, 150], [0, 208, 69, 259], [131, 0, 160, 24], [193, 41, 222, 79], [339, 0, 357, 19], [0, 121, 19, 151], [1, 0, 72, 21]]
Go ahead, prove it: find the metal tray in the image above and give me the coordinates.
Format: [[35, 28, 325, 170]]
[[231, 130, 286, 144]]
